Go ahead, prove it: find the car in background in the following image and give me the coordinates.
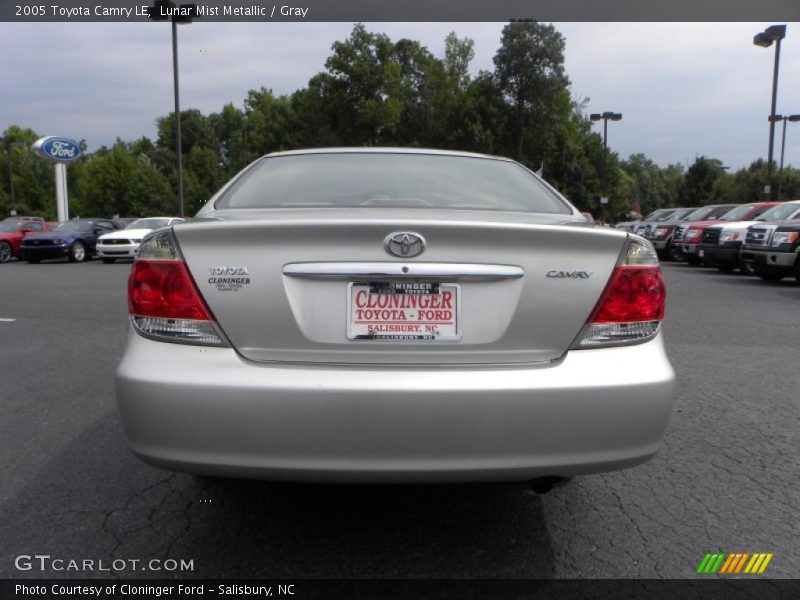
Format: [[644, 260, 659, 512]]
[[631, 208, 688, 237], [618, 208, 676, 233], [97, 217, 185, 263], [20, 218, 120, 263], [0, 220, 53, 263], [117, 147, 675, 485], [641, 207, 697, 259], [740, 200, 800, 281], [698, 201, 787, 273], [671, 204, 738, 264], [2, 216, 46, 223], [747, 220, 800, 282]]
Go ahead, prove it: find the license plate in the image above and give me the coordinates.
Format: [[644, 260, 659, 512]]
[[698, 249, 704, 257], [347, 282, 461, 341]]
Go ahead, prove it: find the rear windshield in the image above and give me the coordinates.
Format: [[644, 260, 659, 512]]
[[216, 153, 572, 214]]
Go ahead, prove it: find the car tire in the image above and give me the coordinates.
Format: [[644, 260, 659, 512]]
[[101, 258, 116, 264], [69, 241, 87, 263], [27, 257, 41, 264], [686, 256, 702, 266], [667, 246, 683, 261], [0, 241, 11, 263], [717, 264, 735, 273], [755, 270, 784, 282], [739, 258, 755, 275]]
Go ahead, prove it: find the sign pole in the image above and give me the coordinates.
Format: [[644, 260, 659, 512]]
[[54, 162, 69, 222]]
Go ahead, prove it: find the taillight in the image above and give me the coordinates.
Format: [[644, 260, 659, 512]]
[[573, 237, 666, 348], [128, 230, 226, 346]]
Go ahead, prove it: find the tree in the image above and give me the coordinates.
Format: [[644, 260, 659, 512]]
[[443, 32, 474, 90], [0, 126, 58, 218], [493, 21, 569, 160], [680, 156, 730, 206]]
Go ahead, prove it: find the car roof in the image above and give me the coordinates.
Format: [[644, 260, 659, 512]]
[[262, 147, 514, 162]]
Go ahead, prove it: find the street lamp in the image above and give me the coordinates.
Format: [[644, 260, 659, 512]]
[[590, 111, 622, 218], [0, 137, 19, 216], [148, 0, 198, 218], [768, 114, 800, 201], [753, 24, 786, 199]]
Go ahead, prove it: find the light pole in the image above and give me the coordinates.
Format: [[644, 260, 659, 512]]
[[753, 24, 786, 200], [590, 111, 622, 220], [768, 114, 800, 201], [0, 137, 18, 216], [148, 0, 197, 217]]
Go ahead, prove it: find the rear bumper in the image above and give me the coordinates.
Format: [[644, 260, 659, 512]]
[[116, 329, 676, 483]]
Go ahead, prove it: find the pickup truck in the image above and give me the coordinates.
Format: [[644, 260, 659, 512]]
[[700, 201, 798, 274], [642, 207, 697, 260], [0, 219, 53, 263], [668, 204, 737, 264], [740, 204, 800, 282]]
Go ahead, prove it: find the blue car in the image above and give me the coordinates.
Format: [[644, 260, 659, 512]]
[[21, 218, 121, 263]]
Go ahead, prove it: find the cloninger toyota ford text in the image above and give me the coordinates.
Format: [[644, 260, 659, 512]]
[[116, 148, 676, 485]]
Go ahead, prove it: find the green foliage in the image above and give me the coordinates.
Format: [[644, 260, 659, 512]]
[[493, 21, 569, 160]]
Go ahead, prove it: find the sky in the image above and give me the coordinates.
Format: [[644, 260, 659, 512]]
[[1, 21, 799, 170]]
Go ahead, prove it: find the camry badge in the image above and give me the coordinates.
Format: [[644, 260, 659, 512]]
[[546, 270, 593, 279], [384, 232, 426, 258]]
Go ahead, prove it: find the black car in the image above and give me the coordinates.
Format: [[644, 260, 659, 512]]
[[20, 218, 121, 263]]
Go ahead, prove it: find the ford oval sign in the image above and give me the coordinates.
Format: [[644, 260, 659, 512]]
[[33, 137, 81, 162]]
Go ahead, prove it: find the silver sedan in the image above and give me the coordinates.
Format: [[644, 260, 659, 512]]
[[116, 148, 675, 484]]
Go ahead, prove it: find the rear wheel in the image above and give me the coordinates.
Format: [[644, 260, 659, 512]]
[[686, 256, 702, 266], [0, 242, 11, 263], [69, 241, 87, 263], [101, 258, 116, 264], [667, 245, 683, 262]]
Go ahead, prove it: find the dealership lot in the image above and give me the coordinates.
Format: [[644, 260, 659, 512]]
[[0, 260, 798, 578]]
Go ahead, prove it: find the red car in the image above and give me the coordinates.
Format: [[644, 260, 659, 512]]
[[0, 220, 53, 263]]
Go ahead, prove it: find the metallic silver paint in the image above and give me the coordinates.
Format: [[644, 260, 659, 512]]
[[173, 213, 626, 365]]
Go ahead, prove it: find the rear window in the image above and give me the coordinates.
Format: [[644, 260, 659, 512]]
[[216, 153, 572, 214]]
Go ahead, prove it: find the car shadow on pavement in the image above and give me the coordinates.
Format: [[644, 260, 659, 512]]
[[1, 413, 556, 579]]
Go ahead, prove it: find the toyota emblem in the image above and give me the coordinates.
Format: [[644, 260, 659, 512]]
[[384, 232, 426, 258]]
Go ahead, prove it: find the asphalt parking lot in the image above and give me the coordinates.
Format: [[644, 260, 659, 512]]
[[0, 258, 798, 580]]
